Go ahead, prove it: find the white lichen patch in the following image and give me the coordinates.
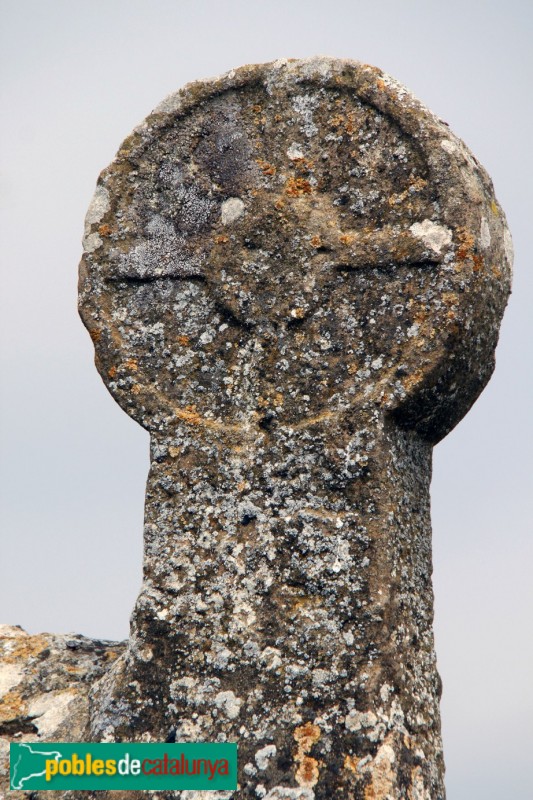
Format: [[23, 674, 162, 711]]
[[0, 625, 28, 638], [344, 709, 378, 732], [368, 740, 397, 797], [85, 184, 110, 228], [298, 56, 334, 81], [263, 788, 315, 799], [504, 228, 514, 268], [180, 792, 235, 799], [292, 94, 319, 138], [287, 143, 305, 160], [117, 215, 204, 279], [83, 184, 110, 252], [409, 220, 452, 256], [221, 197, 245, 225], [153, 90, 184, 116], [27, 690, 78, 737], [0, 662, 24, 697], [255, 744, 277, 770], [83, 231, 103, 253], [260, 647, 282, 671], [214, 690, 242, 719], [440, 139, 456, 155], [480, 217, 491, 250]]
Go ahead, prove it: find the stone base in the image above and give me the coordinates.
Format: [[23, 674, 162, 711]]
[[0, 624, 124, 799]]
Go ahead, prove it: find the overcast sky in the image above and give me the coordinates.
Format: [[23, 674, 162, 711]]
[[1, 2, 532, 798]]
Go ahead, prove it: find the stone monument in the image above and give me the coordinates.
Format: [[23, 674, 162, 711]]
[[2, 58, 512, 799]]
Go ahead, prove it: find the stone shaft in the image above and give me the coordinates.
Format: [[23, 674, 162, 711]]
[[91, 420, 441, 796]]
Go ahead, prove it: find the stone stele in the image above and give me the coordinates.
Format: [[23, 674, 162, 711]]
[[2, 58, 512, 799]]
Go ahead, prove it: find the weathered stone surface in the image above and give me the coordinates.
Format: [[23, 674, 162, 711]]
[[0, 625, 124, 798], [2, 57, 511, 799]]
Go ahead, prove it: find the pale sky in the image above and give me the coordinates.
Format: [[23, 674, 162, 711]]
[[1, 2, 532, 798]]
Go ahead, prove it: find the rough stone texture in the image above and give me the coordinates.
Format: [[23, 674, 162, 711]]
[[0, 625, 124, 798], [2, 58, 511, 799]]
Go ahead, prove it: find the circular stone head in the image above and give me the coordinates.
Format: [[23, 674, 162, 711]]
[[79, 58, 512, 443]]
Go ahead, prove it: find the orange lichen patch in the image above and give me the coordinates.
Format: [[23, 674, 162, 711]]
[[491, 199, 499, 216], [344, 754, 360, 773], [251, 105, 262, 113], [292, 157, 315, 173], [256, 158, 276, 176], [124, 358, 138, 371], [294, 723, 321, 789], [168, 446, 180, 458], [387, 178, 428, 206], [130, 384, 142, 395], [104, 650, 120, 661], [377, 79, 386, 92], [5, 633, 50, 664], [310, 235, 322, 248], [274, 198, 286, 211], [257, 391, 284, 408], [177, 335, 191, 346], [89, 328, 101, 343], [473, 253, 484, 272], [296, 756, 320, 788], [65, 664, 85, 674], [290, 594, 321, 616], [294, 722, 321, 752], [329, 114, 345, 128], [345, 113, 356, 134], [340, 233, 355, 246], [442, 292, 458, 307], [455, 227, 476, 262], [107, 365, 117, 379], [492, 265, 502, 278], [285, 177, 313, 196], [214, 234, 229, 244], [98, 223, 112, 237], [350, 736, 398, 799], [0, 690, 27, 723], [447, 321, 461, 335], [363, 754, 396, 799], [274, 113, 282, 123], [288, 410, 336, 430], [290, 307, 305, 319], [328, 107, 358, 134], [402, 370, 424, 392], [175, 406, 204, 426]]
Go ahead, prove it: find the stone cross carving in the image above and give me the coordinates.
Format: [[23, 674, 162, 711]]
[[79, 58, 512, 799]]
